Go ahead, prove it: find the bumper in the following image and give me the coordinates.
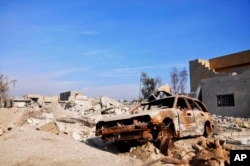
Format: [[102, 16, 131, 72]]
[[95, 123, 153, 142]]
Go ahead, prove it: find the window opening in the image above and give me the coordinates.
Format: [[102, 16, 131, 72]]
[[177, 98, 188, 110], [217, 94, 235, 107]]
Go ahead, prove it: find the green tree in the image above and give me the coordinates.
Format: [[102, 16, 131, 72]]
[[139, 72, 162, 100]]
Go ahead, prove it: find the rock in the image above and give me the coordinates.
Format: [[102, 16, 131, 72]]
[[239, 138, 249, 145], [92, 104, 101, 112], [114, 108, 125, 115], [27, 118, 33, 124], [234, 118, 250, 128], [72, 131, 81, 140], [101, 96, 121, 108], [146, 142, 155, 152], [193, 144, 204, 151], [199, 140, 208, 148], [81, 114, 103, 125], [27, 118, 46, 126], [65, 95, 92, 112], [37, 121, 60, 135], [41, 113, 55, 119]]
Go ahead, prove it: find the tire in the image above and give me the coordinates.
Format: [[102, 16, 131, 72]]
[[159, 127, 174, 156]]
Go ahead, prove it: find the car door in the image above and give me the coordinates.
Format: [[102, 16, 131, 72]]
[[186, 98, 206, 135], [176, 97, 196, 136]]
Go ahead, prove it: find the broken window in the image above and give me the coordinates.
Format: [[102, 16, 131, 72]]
[[217, 94, 235, 107], [144, 97, 175, 110], [177, 98, 188, 110], [195, 100, 208, 112], [187, 99, 199, 110]]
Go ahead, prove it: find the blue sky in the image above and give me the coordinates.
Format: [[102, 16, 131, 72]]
[[1, 0, 249, 100]]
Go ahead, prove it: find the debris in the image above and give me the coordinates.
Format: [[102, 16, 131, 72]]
[[192, 139, 230, 166], [128, 142, 164, 162], [95, 94, 214, 157], [1, 93, 250, 165], [72, 131, 81, 140], [235, 118, 250, 128], [101, 96, 121, 108], [161, 156, 188, 164], [37, 121, 60, 135]]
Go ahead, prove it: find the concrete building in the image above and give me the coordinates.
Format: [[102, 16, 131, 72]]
[[24, 94, 59, 108], [12, 98, 31, 108], [189, 50, 250, 117], [59, 91, 83, 101]]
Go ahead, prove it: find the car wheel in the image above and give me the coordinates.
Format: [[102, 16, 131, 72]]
[[159, 127, 174, 156], [204, 123, 212, 137]]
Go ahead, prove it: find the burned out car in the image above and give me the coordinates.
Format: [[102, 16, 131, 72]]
[[95, 91, 214, 154]]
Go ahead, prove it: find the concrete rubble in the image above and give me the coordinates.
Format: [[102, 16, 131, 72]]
[[7, 95, 132, 143], [1, 94, 250, 166], [64, 95, 130, 127], [212, 114, 250, 147], [62, 95, 250, 165]]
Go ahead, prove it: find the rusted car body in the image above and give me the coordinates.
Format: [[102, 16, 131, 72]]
[[95, 93, 214, 154]]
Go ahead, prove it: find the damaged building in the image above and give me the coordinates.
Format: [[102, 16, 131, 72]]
[[24, 94, 59, 108], [59, 91, 83, 101], [189, 50, 250, 117]]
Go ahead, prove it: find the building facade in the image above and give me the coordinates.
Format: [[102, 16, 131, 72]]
[[189, 50, 250, 117]]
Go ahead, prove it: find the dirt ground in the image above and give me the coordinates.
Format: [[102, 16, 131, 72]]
[[0, 127, 144, 166], [1, 107, 250, 166], [0, 108, 143, 166]]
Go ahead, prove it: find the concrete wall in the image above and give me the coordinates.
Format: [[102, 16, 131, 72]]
[[209, 50, 250, 72], [25, 94, 58, 106], [201, 70, 250, 117], [44, 96, 58, 103], [25, 94, 43, 105], [189, 50, 250, 92], [189, 59, 218, 92], [60, 91, 83, 101]]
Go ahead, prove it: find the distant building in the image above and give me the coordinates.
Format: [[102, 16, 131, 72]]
[[24, 94, 59, 108], [59, 91, 83, 101], [189, 50, 250, 117]]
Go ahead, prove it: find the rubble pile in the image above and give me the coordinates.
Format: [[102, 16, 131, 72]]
[[118, 114, 250, 164], [128, 142, 164, 162], [1, 94, 250, 166], [126, 137, 231, 165], [212, 114, 250, 146], [65, 95, 129, 114], [191, 139, 230, 166], [65, 95, 131, 126]]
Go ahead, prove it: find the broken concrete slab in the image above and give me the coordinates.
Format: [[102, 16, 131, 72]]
[[129, 142, 164, 162], [37, 121, 60, 135], [100, 96, 121, 108], [235, 118, 250, 128], [26, 113, 56, 127], [72, 131, 81, 141]]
